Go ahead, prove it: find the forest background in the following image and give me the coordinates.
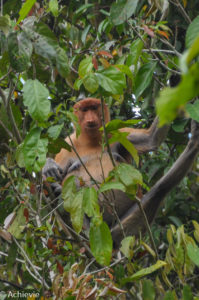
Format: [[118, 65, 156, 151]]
[[1, 0, 199, 299]]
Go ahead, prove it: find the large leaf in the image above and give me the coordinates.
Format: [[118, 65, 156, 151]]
[[186, 99, 199, 122], [112, 163, 142, 195], [109, 131, 139, 166], [122, 260, 166, 282], [104, 119, 140, 132], [89, 220, 112, 265], [99, 181, 126, 193], [7, 207, 26, 238], [96, 66, 126, 94], [186, 15, 199, 48], [49, 0, 59, 17], [83, 187, 101, 218], [142, 280, 155, 300], [8, 31, 32, 72], [78, 56, 93, 78], [23, 128, 48, 173], [62, 176, 85, 233], [23, 79, 51, 122], [83, 73, 99, 93], [187, 243, 199, 267], [134, 62, 157, 98], [126, 38, 144, 70], [110, 0, 139, 25], [56, 47, 70, 77], [0, 15, 11, 35], [17, 0, 36, 24], [156, 62, 199, 125]]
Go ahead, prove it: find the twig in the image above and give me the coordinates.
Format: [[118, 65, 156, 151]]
[[85, 256, 126, 275], [135, 196, 158, 260], [0, 119, 14, 139], [0, 251, 42, 270], [170, 0, 191, 24], [101, 98, 115, 168], [0, 68, 12, 82], [132, 25, 181, 75], [13, 236, 50, 289]]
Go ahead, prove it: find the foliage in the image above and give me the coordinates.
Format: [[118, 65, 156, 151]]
[[1, 0, 199, 298]]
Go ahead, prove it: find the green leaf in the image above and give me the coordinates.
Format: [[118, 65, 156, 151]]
[[17, 0, 37, 24], [115, 64, 133, 81], [83, 73, 99, 93], [16, 143, 25, 168], [90, 220, 112, 265], [156, 63, 199, 126], [96, 66, 126, 95], [0, 15, 11, 35], [163, 291, 176, 300], [78, 56, 93, 78], [47, 124, 64, 140], [56, 47, 70, 77], [104, 119, 140, 132], [142, 280, 155, 300], [81, 24, 91, 44], [110, 0, 139, 25], [109, 131, 139, 166], [120, 236, 135, 259], [23, 128, 48, 173], [187, 243, 199, 267], [99, 181, 126, 193], [83, 187, 101, 218], [186, 15, 199, 48], [49, 0, 59, 17], [126, 38, 144, 69], [134, 62, 157, 98], [8, 31, 32, 72], [122, 260, 166, 282], [192, 220, 199, 243], [69, 190, 84, 233], [186, 99, 199, 121], [182, 285, 193, 300], [23, 79, 51, 122], [62, 176, 77, 210], [7, 207, 26, 238], [62, 177, 84, 233]]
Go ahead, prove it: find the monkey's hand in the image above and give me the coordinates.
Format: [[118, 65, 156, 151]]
[[43, 158, 63, 197], [43, 158, 63, 181]]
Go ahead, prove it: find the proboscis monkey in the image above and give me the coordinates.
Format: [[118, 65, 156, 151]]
[[43, 98, 199, 247]]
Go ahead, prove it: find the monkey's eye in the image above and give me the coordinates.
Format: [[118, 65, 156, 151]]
[[81, 107, 89, 112]]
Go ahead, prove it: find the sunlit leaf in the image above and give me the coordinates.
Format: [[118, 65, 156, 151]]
[[47, 124, 64, 140], [17, 0, 36, 24], [7, 207, 26, 238], [0, 15, 11, 35], [78, 56, 93, 78], [99, 181, 126, 193], [122, 260, 166, 282], [49, 0, 59, 17], [83, 73, 99, 93], [120, 236, 135, 259]]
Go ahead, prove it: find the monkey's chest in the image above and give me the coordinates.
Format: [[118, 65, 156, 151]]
[[65, 154, 115, 184], [63, 153, 133, 224]]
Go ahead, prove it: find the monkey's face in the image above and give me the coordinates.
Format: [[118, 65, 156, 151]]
[[74, 98, 103, 135]]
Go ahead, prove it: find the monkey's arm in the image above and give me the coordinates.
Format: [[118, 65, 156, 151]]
[[112, 120, 199, 247], [121, 117, 169, 153]]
